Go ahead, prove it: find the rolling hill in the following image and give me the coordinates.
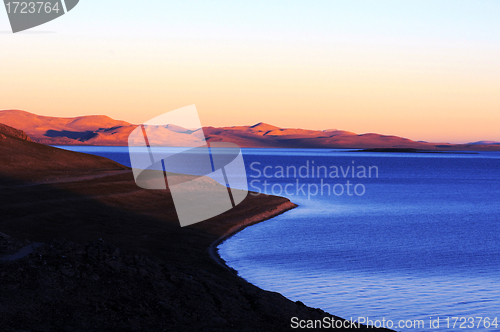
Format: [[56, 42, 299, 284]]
[[0, 122, 128, 184], [1, 109, 499, 151]]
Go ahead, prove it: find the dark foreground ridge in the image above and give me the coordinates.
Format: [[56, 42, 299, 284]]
[[0, 123, 395, 331]]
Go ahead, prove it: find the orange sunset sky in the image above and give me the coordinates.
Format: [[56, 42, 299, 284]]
[[1, 1, 499, 143]]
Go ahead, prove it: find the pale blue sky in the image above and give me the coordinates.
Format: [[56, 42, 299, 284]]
[[1, 1, 499, 142]]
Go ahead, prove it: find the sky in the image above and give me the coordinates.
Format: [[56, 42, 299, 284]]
[[1, 0, 499, 143]]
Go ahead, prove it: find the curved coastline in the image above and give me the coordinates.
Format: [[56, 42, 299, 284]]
[[209, 199, 396, 332], [0, 127, 397, 331], [209, 199, 298, 272]]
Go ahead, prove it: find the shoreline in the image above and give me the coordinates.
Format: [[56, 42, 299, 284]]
[[1, 171, 394, 331], [0, 123, 396, 331], [1, 173, 395, 331], [209, 199, 298, 272]]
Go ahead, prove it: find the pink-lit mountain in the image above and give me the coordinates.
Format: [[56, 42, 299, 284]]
[[1, 110, 499, 151]]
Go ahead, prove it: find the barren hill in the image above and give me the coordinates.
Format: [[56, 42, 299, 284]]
[[0, 122, 127, 185], [1, 110, 499, 151], [0, 110, 135, 145]]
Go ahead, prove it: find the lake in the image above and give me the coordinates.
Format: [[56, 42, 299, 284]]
[[57, 146, 500, 331]]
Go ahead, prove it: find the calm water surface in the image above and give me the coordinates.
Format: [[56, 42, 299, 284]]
[[57, 146, 500, 331]]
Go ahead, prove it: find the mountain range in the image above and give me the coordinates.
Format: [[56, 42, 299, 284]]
[[1, 109, 499, 151]]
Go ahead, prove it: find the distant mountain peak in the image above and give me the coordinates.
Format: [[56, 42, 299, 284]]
[[249, 122, 280, 131]]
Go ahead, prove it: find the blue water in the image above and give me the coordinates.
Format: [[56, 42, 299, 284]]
[[56, 146, 500, 331]]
